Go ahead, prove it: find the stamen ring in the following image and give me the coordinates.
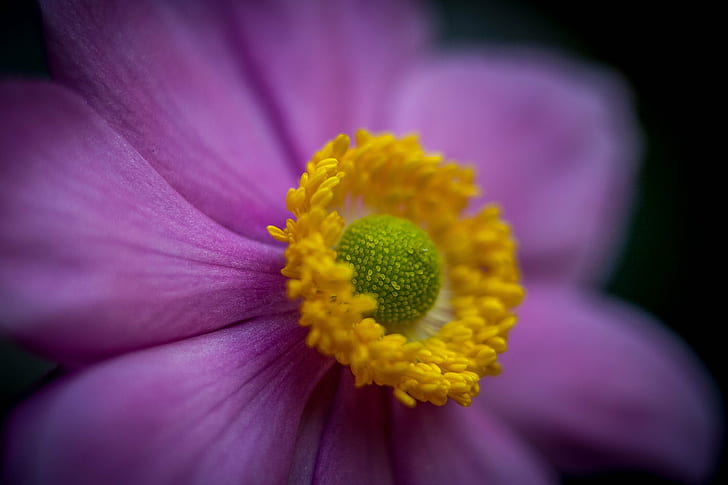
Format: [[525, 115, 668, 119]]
[[268, 131, 523, 407]]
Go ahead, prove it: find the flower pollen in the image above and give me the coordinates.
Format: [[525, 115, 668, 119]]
[[268, 130, 523, 407]]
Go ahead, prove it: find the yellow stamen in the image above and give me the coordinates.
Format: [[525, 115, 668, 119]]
[[268, 130, 523, 407]]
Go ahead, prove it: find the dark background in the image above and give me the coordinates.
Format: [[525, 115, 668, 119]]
[[1, 0, 721, 483]]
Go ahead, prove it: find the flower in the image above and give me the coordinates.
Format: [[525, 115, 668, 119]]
[[0, 0, 719, 484]]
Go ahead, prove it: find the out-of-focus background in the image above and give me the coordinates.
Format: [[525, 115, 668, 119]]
[[1, 0, 721, 483]]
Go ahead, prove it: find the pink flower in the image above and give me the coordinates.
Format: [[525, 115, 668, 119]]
[[0, 0, 719, 483]]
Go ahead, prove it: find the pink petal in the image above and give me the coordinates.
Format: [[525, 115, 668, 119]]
[[40, 0, 297, 240], [228, 0, 430, 161], [287, 367, 342, 484], [308, 370, 395, 485], [0, 82, 292, 366], [391, 400, 556, 484], [387, 50, 641, 283], [481, 283, 721, 482], [3, 314, 332, 485]]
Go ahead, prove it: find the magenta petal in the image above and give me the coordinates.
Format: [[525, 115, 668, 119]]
[[0, 82, 292, 365], [40, 0, 297, 239], [287, 367, 342, 484], [3, 314, 332, 485], [482, 283, 721, 482], [388, 50, 641, 283], [309, 371, 395, 485], [230, 0, 430, 162], [391, 401, 556, 484]]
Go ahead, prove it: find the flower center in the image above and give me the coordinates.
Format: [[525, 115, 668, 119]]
[[268, 130, 524, 407], [336, 214, 441, 327]]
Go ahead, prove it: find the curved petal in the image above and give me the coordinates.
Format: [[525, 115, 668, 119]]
[[390, 400, 556, 485], [2, 313, 332, 485], [287, 366, 341, 484], [0, 82, 293, 366], [228, 0, 431, 161], [387, 50, 641, 283], [310, 370, 395, 485], [481, 283, 721, 483], [40, 0, 297, 240]]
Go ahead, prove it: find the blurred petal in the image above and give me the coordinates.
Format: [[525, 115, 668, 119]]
[[3, 314, 332, 485], [388, 50, 641, 283], [0, 82, 292, 366], [40, 0, 297, 240], [482, 283, 721, 482], [309, 371, 394, 485], [391, 401, 556, 484], [230, 0, 430, 161]]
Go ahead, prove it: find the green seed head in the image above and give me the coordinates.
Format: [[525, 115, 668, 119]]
[[336, 214, 442, 326]]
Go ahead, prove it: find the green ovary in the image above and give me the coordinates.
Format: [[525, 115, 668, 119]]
[[336, 214, 442, 326]]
